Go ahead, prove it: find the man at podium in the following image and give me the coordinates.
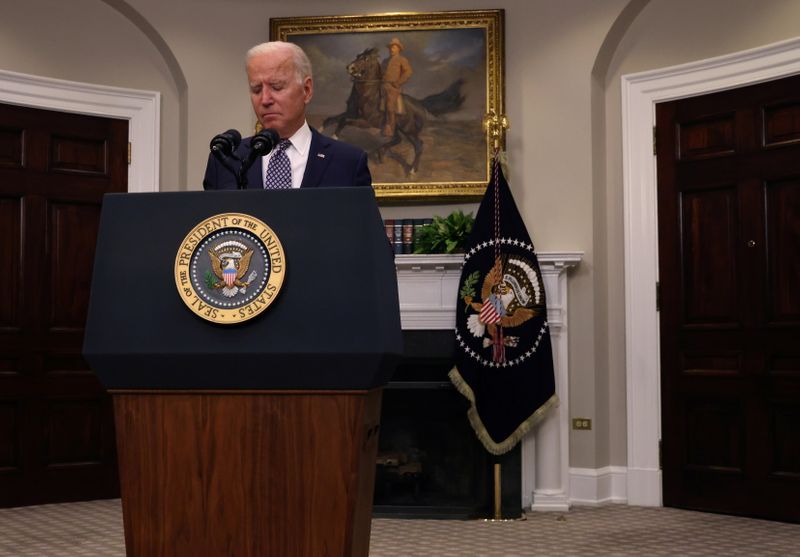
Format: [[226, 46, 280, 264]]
[[203, 41, 372, 190]]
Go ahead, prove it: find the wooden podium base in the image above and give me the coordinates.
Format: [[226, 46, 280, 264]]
[[111, 389, 383, 557]]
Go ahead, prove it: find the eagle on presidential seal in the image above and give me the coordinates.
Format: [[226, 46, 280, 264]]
[[207, 240, 258, 298], [461, 255, 544, 363]]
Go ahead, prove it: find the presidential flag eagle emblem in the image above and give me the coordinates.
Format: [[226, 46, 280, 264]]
[[462, 254, 544, 364]]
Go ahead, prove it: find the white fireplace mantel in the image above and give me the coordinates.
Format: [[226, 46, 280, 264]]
[[394, 252, 582, 511]]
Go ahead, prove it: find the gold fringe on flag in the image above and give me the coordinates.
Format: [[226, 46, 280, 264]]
[[449, 365, 559, 455]]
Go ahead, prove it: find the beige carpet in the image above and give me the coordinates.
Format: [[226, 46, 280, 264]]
[[0, 499, 798, 556]]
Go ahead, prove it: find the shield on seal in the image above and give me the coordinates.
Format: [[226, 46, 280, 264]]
[[223, 266, 236, 287]]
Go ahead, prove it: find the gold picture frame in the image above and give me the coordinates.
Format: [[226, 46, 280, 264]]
[[270, 10, 505, 202]]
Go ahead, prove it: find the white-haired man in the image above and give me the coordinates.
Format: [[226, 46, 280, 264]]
[[204, 41, 372, 190]]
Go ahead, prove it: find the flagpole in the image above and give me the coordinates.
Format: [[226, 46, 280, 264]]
[[480, 110, 526, 523], [483, 458, 526, 522], [493, 463, 502, 519]]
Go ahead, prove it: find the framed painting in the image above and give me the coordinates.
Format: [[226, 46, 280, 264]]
[[270, 10, 505, 201]]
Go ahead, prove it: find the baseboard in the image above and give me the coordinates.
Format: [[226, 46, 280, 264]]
[[569, 466, 628, 506], [626, 466, 662, 506]]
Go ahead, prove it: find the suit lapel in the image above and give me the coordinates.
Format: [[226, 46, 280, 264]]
[[246, 157, 263, 190], [300, 129, 332, 188]]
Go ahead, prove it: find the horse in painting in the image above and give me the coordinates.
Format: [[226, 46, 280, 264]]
[[323, 48, 465, 176]]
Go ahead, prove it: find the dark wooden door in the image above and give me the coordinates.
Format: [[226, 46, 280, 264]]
[[656, 75, 800, 523], [0, 103, 127, 507]]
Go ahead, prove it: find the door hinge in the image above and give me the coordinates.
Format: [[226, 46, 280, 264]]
[[656, 281, 660, 312], [127, 142, 132, 165], [659, 439, 662, 469], [653, 126, 657, 155]]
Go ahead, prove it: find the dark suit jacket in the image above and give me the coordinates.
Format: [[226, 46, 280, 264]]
[[202, 128, 371, 190]]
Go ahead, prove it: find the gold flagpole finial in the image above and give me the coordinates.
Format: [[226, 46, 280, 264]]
[[483, 110, 510, 152]]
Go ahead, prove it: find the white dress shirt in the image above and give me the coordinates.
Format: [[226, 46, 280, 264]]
[[261, 121, 312, 189]]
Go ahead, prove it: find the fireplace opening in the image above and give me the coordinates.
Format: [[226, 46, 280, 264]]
[[373, 330, 521, 519]]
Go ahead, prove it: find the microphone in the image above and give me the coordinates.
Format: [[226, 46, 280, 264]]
[[238, 128, 280, 190], [250, 128, 280, 156], [209, 129, 242, 160]]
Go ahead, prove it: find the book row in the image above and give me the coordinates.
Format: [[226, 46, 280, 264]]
[[383, 218, 433, 254]]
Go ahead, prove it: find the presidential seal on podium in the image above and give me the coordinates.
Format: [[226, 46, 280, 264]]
[[174, 213, 285, 324]]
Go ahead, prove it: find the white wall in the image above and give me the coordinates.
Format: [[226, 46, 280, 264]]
[[3, 0, 799, 478]]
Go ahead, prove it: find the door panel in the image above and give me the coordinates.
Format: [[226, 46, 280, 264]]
[[0, 127, 24, 167], [681, 187, 739, 324], [678, 113, 736, 159], [50, 135, 108, 175], [769, 402, 800, 477], [0, 197, 21, 327], [48, 202, 102, 329], [0, 402, 19, 471], [45, 398, 105, 465], [765, 179, 800, 323], [763, 101, 800, 146], [684, 397, 744, 472], [657, 74, 800, 523]]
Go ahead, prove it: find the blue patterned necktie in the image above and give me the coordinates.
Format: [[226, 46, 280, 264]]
[[264, 139, 292, 189]]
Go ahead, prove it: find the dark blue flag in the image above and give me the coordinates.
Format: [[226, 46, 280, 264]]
[[450, 157, 558, 454]]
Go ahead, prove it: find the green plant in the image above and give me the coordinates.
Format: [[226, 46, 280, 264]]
[[413, 210, 475, 254]]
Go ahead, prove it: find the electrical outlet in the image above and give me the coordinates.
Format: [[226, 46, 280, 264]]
[[572, 418, 592, 430]]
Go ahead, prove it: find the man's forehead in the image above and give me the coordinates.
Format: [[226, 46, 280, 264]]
[[247, 53, 293, 76]]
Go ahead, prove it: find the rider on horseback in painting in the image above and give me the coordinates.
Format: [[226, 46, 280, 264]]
[[323, 44, 465, 176], [381, 38, 413, 137]]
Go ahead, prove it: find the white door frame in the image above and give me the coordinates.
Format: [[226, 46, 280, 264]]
[[0, 69, 160, 192], [621, 36, 800, 506]]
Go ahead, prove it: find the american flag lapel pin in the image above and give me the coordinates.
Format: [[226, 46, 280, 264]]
[[316, 153, 326, 159]]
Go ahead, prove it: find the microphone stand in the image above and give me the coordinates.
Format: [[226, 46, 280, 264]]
[[237, 147, 263, 190], [210, 129, 279, 190], [211, 147, 246, 189], [235, 130, 279, 189]]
